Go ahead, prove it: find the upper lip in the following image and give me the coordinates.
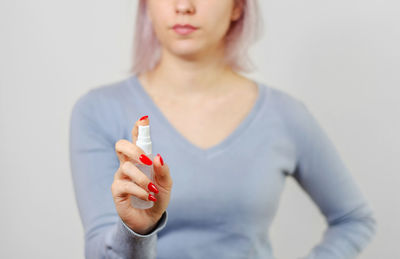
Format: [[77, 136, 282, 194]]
[[173, 24, 198, 30]]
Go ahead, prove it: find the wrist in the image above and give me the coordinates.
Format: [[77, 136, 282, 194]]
[[127, 212, 164, 235]]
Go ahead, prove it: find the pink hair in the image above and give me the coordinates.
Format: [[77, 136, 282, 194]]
[[129, 0, 264, 76]]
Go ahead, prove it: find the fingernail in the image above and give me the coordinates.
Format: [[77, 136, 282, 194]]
[[140, 115, 148, 121], [148, 193, 157, 202], [139, 154, 153, 165], [148, 182, 159, 193], [157, 153, 164, 166]]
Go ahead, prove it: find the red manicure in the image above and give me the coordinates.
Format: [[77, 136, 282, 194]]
[[148, 182, 159, 194], [148, 193, 157, 202], [157, 153, 164, 166], [139, 115, 148, 121], [139, 154, 153, 165]]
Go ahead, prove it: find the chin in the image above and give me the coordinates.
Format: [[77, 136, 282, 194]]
[[168, 42, 205, 57]]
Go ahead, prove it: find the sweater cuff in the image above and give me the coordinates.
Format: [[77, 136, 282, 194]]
[[105, 211, 167, 258], [119, 210, 168, 238]]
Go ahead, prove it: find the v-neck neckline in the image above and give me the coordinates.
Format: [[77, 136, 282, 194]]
[[127, 74, 267, 158]]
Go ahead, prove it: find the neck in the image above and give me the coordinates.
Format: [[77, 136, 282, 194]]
[[141, 45, 239, 96]]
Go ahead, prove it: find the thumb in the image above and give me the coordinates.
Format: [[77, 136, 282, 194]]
[[153, 154, 173, 192]]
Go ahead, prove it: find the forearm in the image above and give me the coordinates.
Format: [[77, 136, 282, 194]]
[[85, 211, 167, 259], [300, 205, 377, 259]]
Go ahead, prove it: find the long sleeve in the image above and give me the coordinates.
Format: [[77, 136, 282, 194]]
[[69, 89, 167, 259], [283, 101, 378, 259]]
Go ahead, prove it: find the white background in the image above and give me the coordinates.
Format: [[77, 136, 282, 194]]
[[1, 0, 399, 258]]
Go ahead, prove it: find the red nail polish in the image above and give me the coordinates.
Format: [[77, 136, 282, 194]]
[[148, 193, 157, 202], [139, 154, 153, 165], [148, 182, 159, 194], [139, 115, 148, 121], [157, 153, 164, 166]]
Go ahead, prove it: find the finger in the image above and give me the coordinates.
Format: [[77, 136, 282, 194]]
[[153, 154, 173, 192], [115, 139, 146, 164], [111, 179, 151, 202], [132, 115, 149, 144], [119, 161, 159, 194]]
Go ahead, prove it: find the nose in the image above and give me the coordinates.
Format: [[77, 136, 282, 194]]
[[175, 1, 195, 15]]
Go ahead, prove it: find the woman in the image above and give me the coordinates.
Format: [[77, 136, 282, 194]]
[[69, 0, 377, 258]]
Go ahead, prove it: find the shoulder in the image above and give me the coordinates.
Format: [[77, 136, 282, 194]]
[[70, 77, 135, 138], [262, 83, 332, 153], [75, 77, 131, 106], [258, 82, 310, 120], [258, 82, 319, 139], [71, 76, 134, 116]]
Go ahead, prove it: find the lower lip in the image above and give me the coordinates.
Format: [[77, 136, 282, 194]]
[[173, 27, 197, 35]]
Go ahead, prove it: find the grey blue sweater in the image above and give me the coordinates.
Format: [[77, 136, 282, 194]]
[[69, 75, 377, 258]]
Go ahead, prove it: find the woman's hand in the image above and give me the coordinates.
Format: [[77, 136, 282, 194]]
[[111, 116, 173, 235]]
